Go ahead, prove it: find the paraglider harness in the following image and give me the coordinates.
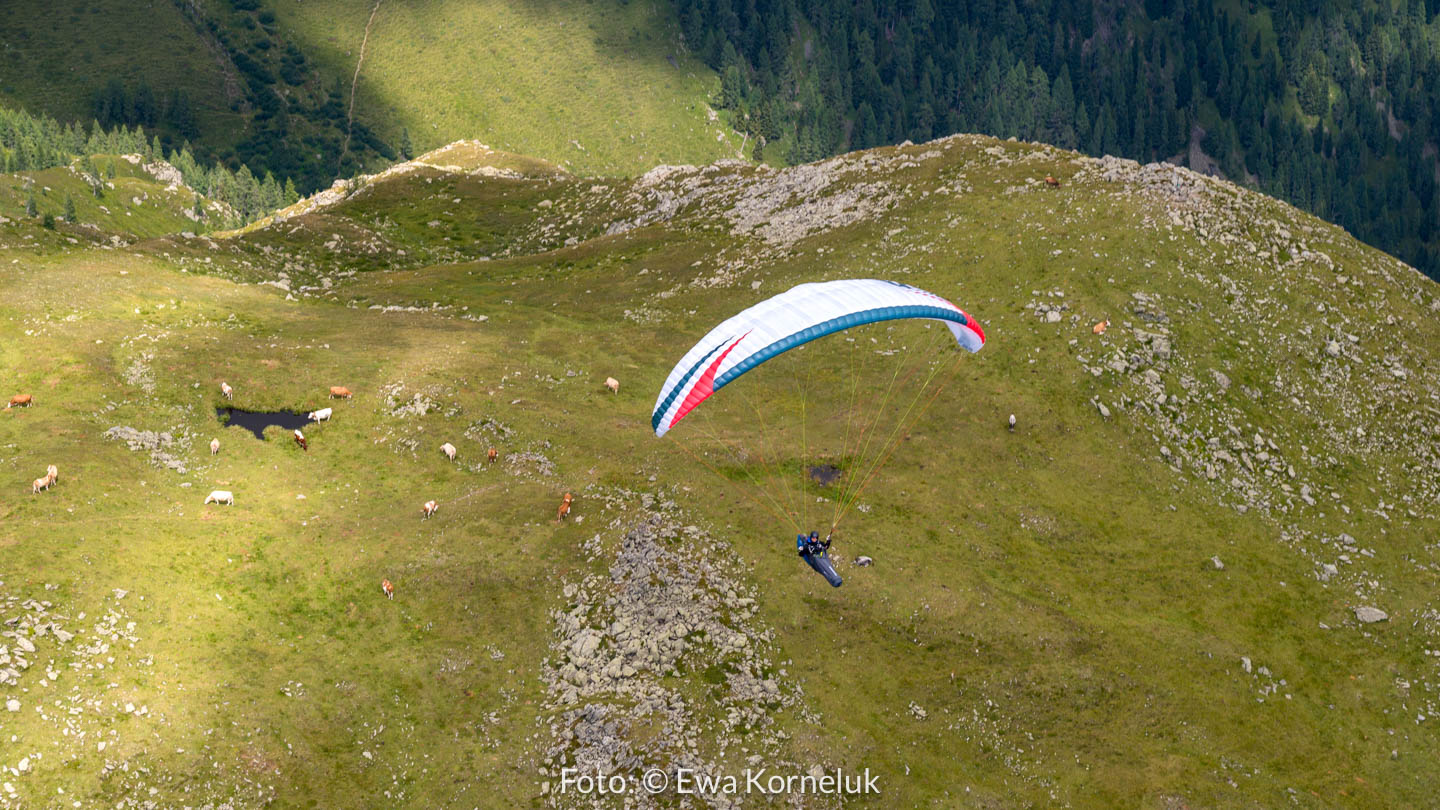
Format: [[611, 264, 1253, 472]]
[[797, 531, 842, 588]]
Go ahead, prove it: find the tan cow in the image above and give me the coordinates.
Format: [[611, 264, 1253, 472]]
[[422, 499, 438, 519], [31, 476, 51, 494], [487, 447, 498, 464], [440, 442, 457, 461], [210, 438, 220, 455], [7, 394, 33, 409], [46, 465, 57, 483], [1092, 320, 1109, 335], [330, 386, 353, 399], [604, 377, 620, 394], [1044, 175, 1061, 187], [220, 382, 233, 400], [381, 579, 395, 600]]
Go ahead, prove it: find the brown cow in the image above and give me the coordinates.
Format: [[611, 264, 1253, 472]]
[[330, 386, 353, 399], [381, 579, 395, 600], [293, 429, 308, 451], [487, 447, 498, 464], [556, 492, 573, 522], [1092, 319, 1109, 335], [31, 476, 51, 494], [7, 394, 33, 409], [422, 499, 439, 519], [1044, 175, 1061, 187]]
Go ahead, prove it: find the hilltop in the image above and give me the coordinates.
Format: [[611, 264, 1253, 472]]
[[2, 135, 1439, 807]]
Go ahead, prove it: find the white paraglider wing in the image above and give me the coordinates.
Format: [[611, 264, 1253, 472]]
[[651, 279, 984, 436]]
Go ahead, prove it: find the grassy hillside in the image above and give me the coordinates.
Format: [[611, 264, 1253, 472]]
[[0, 153, 215, 242], [265, 0, 742, 173], [2, 136, 1439, 808], [0, 0, 237, 136], [0, 0, 740, 188]]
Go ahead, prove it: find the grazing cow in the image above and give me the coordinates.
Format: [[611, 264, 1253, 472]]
[[1092, 319, 1109, 335], [31, 476, 51, 494], [46, 465, 57, 483], [440, 442, 457, 461], [293, 429, 308, 451], [220, 382, 233, 401], [422, 499, 438, 519], [7, 394, 32, 409], [210, 438, 220, 455], [307, 407, 332, 422], [381, 579, 395, 600], [204, 490, 234, 505], [1008, 414, 1017, 432], [330, 386, 353, 399], [557, 492, 573, 521], [1044, 175, 1061, 187], [487, 447, 498, 464], [604, 377, 620, 394]]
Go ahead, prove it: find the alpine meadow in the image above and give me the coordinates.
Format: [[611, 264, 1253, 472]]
[[2, 2, 1440, 809]]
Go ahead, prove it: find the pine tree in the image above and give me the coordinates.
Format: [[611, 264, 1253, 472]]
[[399, 128, 413, 160], [63, 194, 76, 222], [106, 158, 117, 179], [25, 193, 38, 217]]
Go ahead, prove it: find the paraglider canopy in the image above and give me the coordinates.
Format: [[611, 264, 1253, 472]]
[[651, 277, 985, 542], [652, 279, 984, 436]]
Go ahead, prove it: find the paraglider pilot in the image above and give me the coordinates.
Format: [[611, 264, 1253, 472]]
[[797, 531, 830, 557], [796, 530, 843, 587]]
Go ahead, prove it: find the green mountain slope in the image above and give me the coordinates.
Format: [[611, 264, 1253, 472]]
[[2, 137, 1438, 807], [0, 0, 740, 191], [267, 0, 743, 173], [0, 153, 220, 242], [0, 0, 236, 136]]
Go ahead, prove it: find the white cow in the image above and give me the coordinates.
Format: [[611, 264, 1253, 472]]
[[220, 382, 233, 400], [210, 438, 220, 455], [308, 407, 332, 422], [440, 442, 456, 461], [204, 490, 234, 505], [422, 499, 438, 519], [46, 464, 57, 482], [604, 377, 620, 394]]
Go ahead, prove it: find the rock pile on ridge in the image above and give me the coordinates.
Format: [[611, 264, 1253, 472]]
[[539, 500, 807, 808]]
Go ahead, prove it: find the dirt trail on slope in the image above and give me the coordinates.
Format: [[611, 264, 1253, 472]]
[[340, 0, 384, 165]]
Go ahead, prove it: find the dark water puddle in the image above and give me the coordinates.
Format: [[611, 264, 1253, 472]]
[[216, 407, 309, 440], [808, 464, 843, 486]]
